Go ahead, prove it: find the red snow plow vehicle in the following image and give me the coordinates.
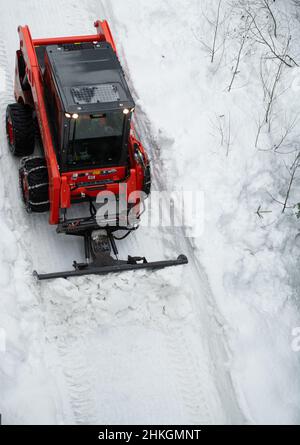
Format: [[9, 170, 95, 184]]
[[6, 20, 188, 280]]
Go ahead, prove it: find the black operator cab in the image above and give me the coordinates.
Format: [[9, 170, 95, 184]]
[[43, 41, 135, 171]]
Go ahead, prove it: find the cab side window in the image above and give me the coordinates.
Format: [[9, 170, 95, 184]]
[[17, 51, 30, 91]]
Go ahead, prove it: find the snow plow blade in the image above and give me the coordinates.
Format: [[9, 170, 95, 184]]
[[34, 255, 188, 281]]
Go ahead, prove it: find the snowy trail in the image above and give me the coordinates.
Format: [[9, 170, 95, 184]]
[[101, 0, 244, 422], [0, 0, 243, 424]]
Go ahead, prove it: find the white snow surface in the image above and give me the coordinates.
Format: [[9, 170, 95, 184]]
[[0, 0, 299, 425]]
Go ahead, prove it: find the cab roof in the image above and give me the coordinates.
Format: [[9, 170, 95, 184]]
[[44, 42, 135, 114]]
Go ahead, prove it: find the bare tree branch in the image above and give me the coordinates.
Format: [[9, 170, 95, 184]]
[[263, 0, 277, 38], [211, 0, 223, 63], [282, 153, 300, 213], [247, 9, 297, 67], [228, 15, 254, 91], [264, 37, 290, 124]]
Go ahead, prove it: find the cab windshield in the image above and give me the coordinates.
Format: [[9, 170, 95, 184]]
[[67, 112, 125, 167]]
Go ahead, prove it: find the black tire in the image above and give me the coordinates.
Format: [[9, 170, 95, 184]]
[[143, 164, 151, 196], [6, 103, 35, 157], [19, 157, 50, 213]]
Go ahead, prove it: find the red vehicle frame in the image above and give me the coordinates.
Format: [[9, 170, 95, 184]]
[[14, 20, 148, 225]]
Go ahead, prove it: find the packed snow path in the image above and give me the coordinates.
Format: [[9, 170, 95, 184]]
[[0, 0, 245, 425]]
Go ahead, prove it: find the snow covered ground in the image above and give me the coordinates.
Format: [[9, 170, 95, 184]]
[[0, 0, 299, 425]]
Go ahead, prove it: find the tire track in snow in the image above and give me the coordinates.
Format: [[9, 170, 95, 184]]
[[165, 326, 213, 424], [55, 338, 99, 425]]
